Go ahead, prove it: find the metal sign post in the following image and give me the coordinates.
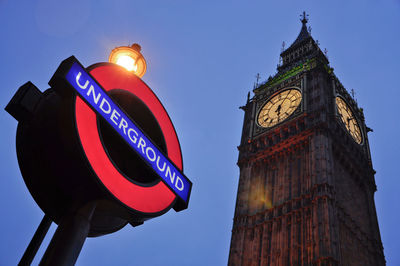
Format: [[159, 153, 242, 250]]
[[40, 202, 97, 266]]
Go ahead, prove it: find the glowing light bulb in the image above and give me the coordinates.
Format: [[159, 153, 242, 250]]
[[115, 55, 138, 72], [109, 43, 147, 77]]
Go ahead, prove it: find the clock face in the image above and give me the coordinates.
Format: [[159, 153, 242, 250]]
[[257, 88, 302, 128], [335, 96, 363, 144]]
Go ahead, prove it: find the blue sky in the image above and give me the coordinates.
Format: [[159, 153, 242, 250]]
[[0, 0, 399, 265]]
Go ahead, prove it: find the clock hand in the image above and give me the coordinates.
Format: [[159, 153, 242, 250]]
[[275, 105, 282, 122], [347, 117, 354, 123], [275, 105, 281, 115], [278, 91, 294, 114], [346, 117, 353, 128], [281, 90, 292, 106]]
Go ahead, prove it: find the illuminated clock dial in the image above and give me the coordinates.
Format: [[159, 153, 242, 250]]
[[257, 88, 302, 128], [335, 96, 363, 144]]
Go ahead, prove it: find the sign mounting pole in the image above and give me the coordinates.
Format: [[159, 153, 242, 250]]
[[19, 215, 52, 265], [39, 202, 97, 266]]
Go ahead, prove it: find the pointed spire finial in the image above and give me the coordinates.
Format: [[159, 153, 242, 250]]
[[300, 11, 309, 25], [255, 73, 261, 87]]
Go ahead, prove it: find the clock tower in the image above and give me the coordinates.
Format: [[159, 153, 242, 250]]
[[228, 13, 385, 265]]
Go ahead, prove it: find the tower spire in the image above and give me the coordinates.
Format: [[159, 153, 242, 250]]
[[277, 12, 328, 74], [300, 11, 309, 25], [281, 11, 311, 55]]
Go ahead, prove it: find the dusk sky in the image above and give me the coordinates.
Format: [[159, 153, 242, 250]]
[[0, 0, 399, 265]]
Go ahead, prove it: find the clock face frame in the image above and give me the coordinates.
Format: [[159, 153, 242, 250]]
[[335, 96, 363, 144], [257, 88, 302, 128]]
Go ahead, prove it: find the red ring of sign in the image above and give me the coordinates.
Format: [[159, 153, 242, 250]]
[[74, 63, 182, 214]]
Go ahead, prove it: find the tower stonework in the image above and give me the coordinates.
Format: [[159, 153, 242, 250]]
[[228, 14, 385, 266]]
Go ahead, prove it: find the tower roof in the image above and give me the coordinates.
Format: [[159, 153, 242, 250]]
[[276, 12, 328, 74], [282, 11, 312, 55]]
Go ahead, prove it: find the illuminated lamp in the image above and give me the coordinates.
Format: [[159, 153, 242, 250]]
[[108, 43, 147, 77]]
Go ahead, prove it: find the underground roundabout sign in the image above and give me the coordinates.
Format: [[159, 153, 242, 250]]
[[55, 57, 191, 213], [8, 55, 192, 237]]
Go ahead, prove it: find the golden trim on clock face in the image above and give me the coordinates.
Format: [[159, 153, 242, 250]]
[[257, 88, 302, 128], [335, 97, 363, 144]]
